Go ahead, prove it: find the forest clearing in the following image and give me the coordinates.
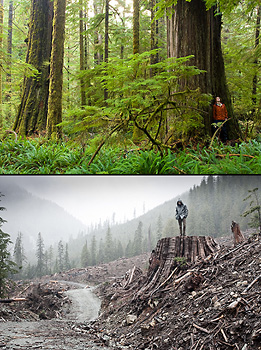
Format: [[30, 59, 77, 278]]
[[0, 0, 260, 174], [1, 232, 260, 349]]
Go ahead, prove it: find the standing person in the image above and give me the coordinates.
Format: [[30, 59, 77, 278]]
[[212, 96, 228, 143], [175, 199, 188, 236]]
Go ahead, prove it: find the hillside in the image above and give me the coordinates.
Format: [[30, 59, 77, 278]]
[[0, 178, 88, 251]]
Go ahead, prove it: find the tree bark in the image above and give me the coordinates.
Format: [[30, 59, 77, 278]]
[[252, 5, 260, 117], [150, 0, 158, 76], [167, 0, 241, 139], [14, 0, 53, 136], [136, 236, 219, 297], [93, 1, 103, 65], [0, 0, 3, 129], [133, 0, 139, 54], [46, 0, 66, 139], [104, 0, 109, 100], [6, 1, 13, 97], [79, 0, 86, 107]]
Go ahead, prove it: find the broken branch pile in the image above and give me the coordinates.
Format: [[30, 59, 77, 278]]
[[0, 282, 71, 322], [94, 236, 261, 350]]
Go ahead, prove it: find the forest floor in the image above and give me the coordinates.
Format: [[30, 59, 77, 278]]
[[1, 231, 260, 350]]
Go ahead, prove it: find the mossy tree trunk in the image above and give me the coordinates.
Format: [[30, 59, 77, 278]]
[[79, 0, 86, 107], [104, 0, 109, 100], [6, 1, 13, 100], [13, 0, 53, 136], [0, 0, 3, 129], [46, 0, 66, 139], [150, 0, 158, 75], [133, 0, 139, 54], [167, 0, 241, 139]]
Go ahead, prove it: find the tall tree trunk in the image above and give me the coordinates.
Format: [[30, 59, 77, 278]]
[[133, 0, 139, 54], [13, 0, 53, 136], [6, 1, 13, 98], [167, 0, 240, 139], [0, 0, 3, 129], [93, 1, 103, 65], [150, 0, 158, 76], [79, 0, 86, 107], [47, 0, 66, 139], [104, 0, 109, 100], [252, 5, 260, 117]]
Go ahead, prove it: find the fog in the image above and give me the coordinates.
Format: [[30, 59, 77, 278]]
[[10, 175, 203, 226]]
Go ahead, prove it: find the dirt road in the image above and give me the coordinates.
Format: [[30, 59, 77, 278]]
[[0, 282, 109, 350]]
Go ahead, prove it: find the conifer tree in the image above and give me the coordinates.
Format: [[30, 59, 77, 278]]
[[0, 195, 16, 297], [156, 215, 163, 241], [36, 232, 45, 277], [81, 241, 90, 267], [133, 221, 143, 255], [13, 232, 26, 279], [64, 243, 70, 270], [90, 235, 97, 266], [47, 0, 67, 138], [14, 0, 53, 135], [105, 226, 113, 262], [57, 240, 64, 271], [98, 238, 105, 264]]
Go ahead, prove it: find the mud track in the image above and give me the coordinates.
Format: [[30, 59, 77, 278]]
[[0, 281, 109, 350]]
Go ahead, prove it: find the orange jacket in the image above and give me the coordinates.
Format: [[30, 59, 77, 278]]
[[213, 103, 228, 121]]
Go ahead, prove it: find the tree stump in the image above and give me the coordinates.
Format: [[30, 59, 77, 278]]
[[135, 236, 219, 298], [231, 221, 245, 246]]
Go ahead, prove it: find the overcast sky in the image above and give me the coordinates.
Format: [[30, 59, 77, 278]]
[[10, 175, 203, 226]]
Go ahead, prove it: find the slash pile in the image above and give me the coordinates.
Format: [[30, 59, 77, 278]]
[[0, 282, 71, 321], [93, 236, 261, 350]]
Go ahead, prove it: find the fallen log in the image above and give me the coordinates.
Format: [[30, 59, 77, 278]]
[[0, 298, 27, 303]]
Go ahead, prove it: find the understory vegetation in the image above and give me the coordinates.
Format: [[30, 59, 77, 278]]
[[0, 137, 260, 174]]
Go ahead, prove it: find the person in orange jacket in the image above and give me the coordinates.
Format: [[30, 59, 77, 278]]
[[212, 96, 228, 143]]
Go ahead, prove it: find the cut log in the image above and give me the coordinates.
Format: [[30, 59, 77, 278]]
[[135, 236, 219, 299]]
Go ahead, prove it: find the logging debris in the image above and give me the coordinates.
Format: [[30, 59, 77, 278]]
[[0, 281, 71, 322], [90, 235, 261, 350]]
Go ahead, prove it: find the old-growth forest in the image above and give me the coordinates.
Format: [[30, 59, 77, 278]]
[[0, 0, 260, 174]]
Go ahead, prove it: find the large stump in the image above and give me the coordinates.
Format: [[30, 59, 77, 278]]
[[136, 236, 219, 298]]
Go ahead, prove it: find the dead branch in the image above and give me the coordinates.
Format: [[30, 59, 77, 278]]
[[0, 298, 27, 303], [242, 274, 261, 294], [193, 323, 210, 334]]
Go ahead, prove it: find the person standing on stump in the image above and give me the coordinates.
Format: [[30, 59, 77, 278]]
[[175, 199, 188, 236]]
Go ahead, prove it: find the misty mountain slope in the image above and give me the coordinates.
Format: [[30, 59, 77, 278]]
[[0, 178, 88, 248]]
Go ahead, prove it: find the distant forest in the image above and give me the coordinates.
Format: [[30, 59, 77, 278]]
[[11, 175, 260, 280]]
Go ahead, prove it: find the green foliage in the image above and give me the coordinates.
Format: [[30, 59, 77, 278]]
[[63, 50, 209, 152], [222, 4, 260, 135], [0, 137, 260, 174], [0, 195, 17, 297], [173, 257, 187, 267]]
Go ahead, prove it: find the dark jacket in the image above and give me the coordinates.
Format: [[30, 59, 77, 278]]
[[175, 200, 188, 220]]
